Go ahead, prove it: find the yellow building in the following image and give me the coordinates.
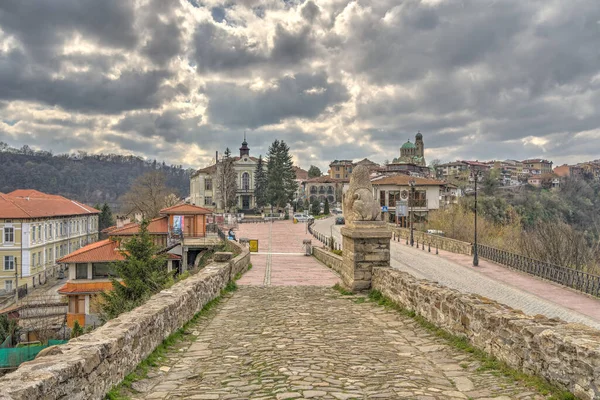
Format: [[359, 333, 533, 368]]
[[329, 160, 354, 179], [0, 190, 99, 294], [522, 159, 553, 175]]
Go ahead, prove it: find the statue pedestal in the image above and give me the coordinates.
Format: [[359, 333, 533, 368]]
[[340, 221, 392, 291]]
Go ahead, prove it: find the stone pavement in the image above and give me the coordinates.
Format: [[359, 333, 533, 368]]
[[236, 221, 339, 287], [312, 217, 600, 329], [120, 221, 551, 399], [131, 287, 546, 400]]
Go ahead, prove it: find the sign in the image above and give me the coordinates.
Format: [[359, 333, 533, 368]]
[[395, 201, 408, 217], [172, 215, 184, 234], [381, 206, 388, 212], [249, 239, 259, 253]]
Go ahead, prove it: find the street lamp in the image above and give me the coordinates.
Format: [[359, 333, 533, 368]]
[[409, 178, 416, 247], [472, 169, 480, 267]]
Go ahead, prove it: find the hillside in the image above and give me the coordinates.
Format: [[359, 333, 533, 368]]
[[0, 143, 190, 211]]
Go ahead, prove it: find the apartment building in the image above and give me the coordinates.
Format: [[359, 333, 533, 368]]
[[0, 190, 99, 293], [329, 160, 354, 179], [522, 159, 553, 175]]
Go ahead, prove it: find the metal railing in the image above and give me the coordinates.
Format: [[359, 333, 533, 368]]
[[477, 244, 600, 297]]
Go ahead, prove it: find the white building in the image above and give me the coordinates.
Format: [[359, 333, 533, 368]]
[[190, 138, 261, 212]]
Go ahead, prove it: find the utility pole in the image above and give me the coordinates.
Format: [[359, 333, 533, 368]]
[[14, 257, 18, 303], [473, 169, 479, 267]]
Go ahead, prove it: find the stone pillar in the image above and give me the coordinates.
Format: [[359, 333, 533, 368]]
[[340, 221, 392, 291]]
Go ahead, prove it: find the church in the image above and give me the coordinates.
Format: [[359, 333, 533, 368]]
[[393, 132, 426, 167]]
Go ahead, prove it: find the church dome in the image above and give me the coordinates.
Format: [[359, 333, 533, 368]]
[[401, 140, 416, 150], [416, 131, 423, 140]]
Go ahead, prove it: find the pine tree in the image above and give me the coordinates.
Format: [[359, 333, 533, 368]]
[[266, 140, 298, 209], [311, 199, 320, 216], [99, 203, 115, 231], [254, 155, 268, 209], [324, 198, 330, 215], [100, 220, 171, 321]]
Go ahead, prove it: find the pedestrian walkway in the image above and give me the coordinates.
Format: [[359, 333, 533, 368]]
[[123, 221, 552, 399]]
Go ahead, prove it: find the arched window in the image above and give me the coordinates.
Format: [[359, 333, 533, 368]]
[[327, 186, 334, 194], [310, 186, 317, 194], [319, 186, 326, 194], [242, 172, 250, 190], [309, 195, 317, 203], [328, 195, 334, 203]]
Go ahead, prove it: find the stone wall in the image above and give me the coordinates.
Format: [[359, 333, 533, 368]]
[[0, 246, 250, 400], [313, 247, 343, 276], [372, 267, 600, 400], [390, 226, 472, 255]]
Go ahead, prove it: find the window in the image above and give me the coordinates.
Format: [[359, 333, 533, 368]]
[[205, 179, 213, 191], [32, 253, 36, 267], [4, 227, 14, 243], [38, 251, 42, 266], [204, 196, 213, 206], [32, 226, 36, 242], [380, 191, 386, 207], [242, 172, 250, 190], [49, 223, 52, 239], [5, 280, 12, 291], [335, 174, 340, 179], [4, 256, 14, 271], [76, 263, 88, 279], [92, 263, 115, 279], [336, 167, 340, 171]]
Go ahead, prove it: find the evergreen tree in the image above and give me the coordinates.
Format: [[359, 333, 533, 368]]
[[266, 140, 297, 209], [98, 203, 115, 231], [311, 199, 320, 216], [324, 198, 330, 215], [308, 165, 322, 178], [100, 220, 171, 321], [304, 198, 310, 210], [254, 155, 268, 209]]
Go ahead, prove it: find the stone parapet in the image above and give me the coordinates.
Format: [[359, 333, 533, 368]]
[[0, 246, 250, 400], [340, 221, 392, 291], [372, 267, 600, 400], [313, 247, 343, 276], [390, 226, 472, 255]]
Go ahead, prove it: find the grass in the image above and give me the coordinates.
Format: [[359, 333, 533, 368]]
[[105, 280, 239, 400], [332, 249, 343, 256], [366, 290, 577, 400], [332, 283, 354, 296]]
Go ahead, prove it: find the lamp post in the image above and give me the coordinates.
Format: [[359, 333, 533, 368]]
[[409, 178, 416, 247], [473, 169, 480, 267]]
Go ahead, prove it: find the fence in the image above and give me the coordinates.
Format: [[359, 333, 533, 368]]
[[307, 222, 343, 251], [477, 244, 600, 297], [0, 340, 68, 369]]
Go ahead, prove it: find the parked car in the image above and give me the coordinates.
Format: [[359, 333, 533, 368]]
[[293, 214, 314, 222], [335, 216, 345, 225]]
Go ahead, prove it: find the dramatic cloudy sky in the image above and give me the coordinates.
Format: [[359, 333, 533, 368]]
[[1, 0, 599, 172]]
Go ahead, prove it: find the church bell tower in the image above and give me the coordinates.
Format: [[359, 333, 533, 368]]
[[415, 131, 424, 158]]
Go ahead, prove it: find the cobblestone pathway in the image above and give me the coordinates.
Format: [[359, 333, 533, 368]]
[[121, 221, 552, 399]]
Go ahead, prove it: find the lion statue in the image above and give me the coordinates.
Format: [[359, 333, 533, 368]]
[[343, 165, 380, 224]]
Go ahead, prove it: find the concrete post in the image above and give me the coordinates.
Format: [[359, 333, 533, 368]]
[[340, 221, 392, 291]]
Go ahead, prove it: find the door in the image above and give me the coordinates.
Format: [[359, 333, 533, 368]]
[[242, 195, 250, 210], [184, 216, 193, 237]]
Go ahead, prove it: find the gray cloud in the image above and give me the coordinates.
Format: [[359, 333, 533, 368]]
[[114, 110, 202, 143], [204, 71, 349, 128]]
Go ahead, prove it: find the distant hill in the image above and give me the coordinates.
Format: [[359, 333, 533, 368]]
[[0, 142, 190, 211]]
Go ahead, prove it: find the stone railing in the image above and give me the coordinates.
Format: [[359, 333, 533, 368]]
[[313, 247, 343, 276], [389, 226, 472, 255], [372, 267, 600, 400], [0, 247, 250, 400]]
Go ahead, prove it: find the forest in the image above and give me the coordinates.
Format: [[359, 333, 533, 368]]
[[0, 142, 191, 211]]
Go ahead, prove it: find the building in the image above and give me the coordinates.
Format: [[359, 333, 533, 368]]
[[0, 190, 99, 293], [190, 137, 260, 211], [554, 164, 584, 179], [522, 159, 553, 175], [57, 204, 215, 328], [329, 160, 354, 179], [301, 176, 348, 206], [370, 175, 449, 224], [394, 132, 426, 167], [383, 162, 431, 177], [435, 161, 470, 179]]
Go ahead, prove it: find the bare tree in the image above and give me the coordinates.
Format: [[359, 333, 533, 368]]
[[216, 148, 238, 212], [120, 171, 178, 219]]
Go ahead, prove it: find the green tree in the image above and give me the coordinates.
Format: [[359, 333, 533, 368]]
[[98, 203, 115, 231], [311, 199, 320, 216], [70, 320, 84, 339], [216, 148, 238, 212], [100, 220, 171, 321], [308, 165, 322, 178], [0, 314, 19, 345], [266, 140, 297, 209], [324, 198, 330, 215], [254, 155, 268, 209]]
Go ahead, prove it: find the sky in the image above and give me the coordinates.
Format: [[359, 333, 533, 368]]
[[0, 0, 599, 173]]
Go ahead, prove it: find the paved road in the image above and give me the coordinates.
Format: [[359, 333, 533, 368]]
[[311, 217, 600, 329], [122, 220, 550, 399]]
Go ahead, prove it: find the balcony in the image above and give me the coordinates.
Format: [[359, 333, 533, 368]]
[[168, 223, 222, 248]]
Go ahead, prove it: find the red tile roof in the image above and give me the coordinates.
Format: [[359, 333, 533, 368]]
[[371, 176, 446, 186], [160, 204, 213, 215], [58, 281, 117, 295], [57, 239, 125, 263], [304, 176, 349, 184], [108, 216, 169, 236], [0, 190, 99, 219]]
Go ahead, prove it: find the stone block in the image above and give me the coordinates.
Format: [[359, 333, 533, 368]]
[[214, 252, 233, 262]]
